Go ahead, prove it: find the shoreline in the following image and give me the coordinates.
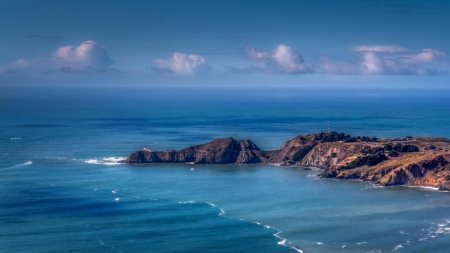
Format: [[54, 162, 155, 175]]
[[121, 132, 450, 191]]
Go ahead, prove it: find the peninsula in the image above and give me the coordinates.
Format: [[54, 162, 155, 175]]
[[123, 132, 450, 191]]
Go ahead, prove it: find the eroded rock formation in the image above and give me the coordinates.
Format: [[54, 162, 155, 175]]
[[123, 132, 450, 190]]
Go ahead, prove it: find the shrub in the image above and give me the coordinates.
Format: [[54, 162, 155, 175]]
[[392, 143, 419, 153], [345, 137, 357, 143], [429, 145, 436, 150], [361, 147, 384, 155], [388, 150, 399, 157], [384, 144, 393, 151], [331, 152, 337, 158], [339, 152, 388, 169]]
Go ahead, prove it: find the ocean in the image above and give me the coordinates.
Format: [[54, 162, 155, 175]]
[[1, 87, 450, 253]]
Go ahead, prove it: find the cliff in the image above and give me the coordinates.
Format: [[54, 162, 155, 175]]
[[125, 137, 265, 164], [123, 133, 450, 190]]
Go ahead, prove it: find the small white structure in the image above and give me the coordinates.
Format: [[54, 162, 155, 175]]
[[143, 147, 151, 152]]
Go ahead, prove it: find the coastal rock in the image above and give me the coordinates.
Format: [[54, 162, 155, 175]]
[[124, 137, 265, 164], [123, 133, 450, 190], [299, 142, 368, 169]]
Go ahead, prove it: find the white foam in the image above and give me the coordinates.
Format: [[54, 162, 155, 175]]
[[1, 161, 32, 170], [115, 198, 120, 201], [84, 157, 125, 165], [206, 202, 216, 207], [317, 242, 323, 245], [219, 208, 226, 216], [290, 246, 303, 253], [112, 190, 117, 194], [277, 239, 286, 245], [264, 225, 271, 229], [405, 185, 439, 191], [10, 137, 22, 140], [394, 244, 403, 251]]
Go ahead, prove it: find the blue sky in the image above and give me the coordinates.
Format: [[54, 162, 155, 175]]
[[0, 0, 449, 87]]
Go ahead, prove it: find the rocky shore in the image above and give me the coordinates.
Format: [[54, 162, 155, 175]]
[[123, 132, 450, 191]]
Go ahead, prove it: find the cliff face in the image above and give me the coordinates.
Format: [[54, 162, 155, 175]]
[[299, 142, 367, 169], [124, 137, 265, 164], [123, 133, 450, 190], [263, 135, 318, 164], [320, 153, 450, 189]]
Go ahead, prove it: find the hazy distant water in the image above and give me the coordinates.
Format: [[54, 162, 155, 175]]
[[1, 87, 450, 253]]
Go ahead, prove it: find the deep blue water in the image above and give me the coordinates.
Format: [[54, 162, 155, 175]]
[[1, 87, 450, 253]]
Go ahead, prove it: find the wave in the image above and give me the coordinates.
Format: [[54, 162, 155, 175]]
[[394, 244, 403, 251], [273, 231, 303, 252], [179, 201, 195, 204], [84, 157, 125, 165], [405, 185, 440, 191], [394, 216, 450, 251], [10, 136, 40, 140], [80, 187, 304, 253], [1, 161, 32, 170]]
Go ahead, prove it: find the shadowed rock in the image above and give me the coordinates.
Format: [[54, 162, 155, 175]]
[[125, 137, 265, 164]]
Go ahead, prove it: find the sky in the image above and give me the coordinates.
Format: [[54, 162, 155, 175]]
[[0, 0, 449, 87]]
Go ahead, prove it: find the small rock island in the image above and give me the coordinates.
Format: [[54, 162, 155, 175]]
[[123, 132, 450, 191]]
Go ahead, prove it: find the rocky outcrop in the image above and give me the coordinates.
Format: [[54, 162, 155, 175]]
[[299, 142, 367, 169], [124, 137, 265, 164], [319, 152, 450, 189], [123, 133, 450, 190]]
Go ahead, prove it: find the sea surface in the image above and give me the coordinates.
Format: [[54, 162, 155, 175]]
[[1, 87, 450, 253]]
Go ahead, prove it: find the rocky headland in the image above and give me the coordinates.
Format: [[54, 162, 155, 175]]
[[123, 132, 450, 191]]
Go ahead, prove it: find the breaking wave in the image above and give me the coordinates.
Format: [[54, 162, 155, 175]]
[[84, 157, 125, 165]]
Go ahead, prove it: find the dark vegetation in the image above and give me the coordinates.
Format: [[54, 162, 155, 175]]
[[361, 146, 384, 155], [384, 143, 419, 153], [313, 132, 378, 143], [384, 144, 393, 151], [392, 143, 419, 153], [339, 153, 388, 169], [388, 150, 399, 157]]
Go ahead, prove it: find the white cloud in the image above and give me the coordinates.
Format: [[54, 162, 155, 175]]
[[318, 49, 444, 75], [318, 57, 365, 75], [244, 45, 310, 74], [400, 49, 446, 63], [1, 40, 114, 76], [55, 40, 114, 67], [154, 53, 206, 75], [226, 44, 446, 76], [354, 45, 408, 53]]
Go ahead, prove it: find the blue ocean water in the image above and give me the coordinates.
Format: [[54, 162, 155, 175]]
[[1, 87, 450, 252]]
